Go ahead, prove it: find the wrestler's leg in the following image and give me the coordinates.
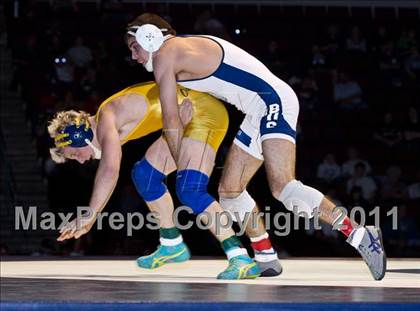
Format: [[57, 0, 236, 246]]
[[219, 143, 282, 276], [132, 137, 190, 269], [175, 137, 260, 279]]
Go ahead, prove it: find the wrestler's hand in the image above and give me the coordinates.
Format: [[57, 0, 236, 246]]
[[179, 98, 193, 127], [57, 208, 98, 241]]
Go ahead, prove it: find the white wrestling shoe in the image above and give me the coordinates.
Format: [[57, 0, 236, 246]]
[[347, 226, 387, 280]]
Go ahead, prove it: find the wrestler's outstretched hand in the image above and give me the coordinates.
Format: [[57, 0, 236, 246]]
[[57, 208, 98, 241]]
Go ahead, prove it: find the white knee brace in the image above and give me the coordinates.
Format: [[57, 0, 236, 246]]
[[220, 190, 256, 222], [278, 180, 324, 218]]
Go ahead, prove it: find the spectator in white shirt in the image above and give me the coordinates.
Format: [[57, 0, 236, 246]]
[[333, 71, 367, 110], [67, 35, 93, 68], [342, 147, 371, 177]]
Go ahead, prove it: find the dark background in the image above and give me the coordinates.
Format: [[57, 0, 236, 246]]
[[0, 0, 419, 258]]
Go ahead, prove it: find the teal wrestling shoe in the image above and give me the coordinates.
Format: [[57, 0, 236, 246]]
[[137, 242, 191, 269], [217, 254, 261, 280]]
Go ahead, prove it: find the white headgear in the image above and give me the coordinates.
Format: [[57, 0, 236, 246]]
[[127, 24, 170, 72]]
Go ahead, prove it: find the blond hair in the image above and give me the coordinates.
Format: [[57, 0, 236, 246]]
[[48, 110, 91, 163]]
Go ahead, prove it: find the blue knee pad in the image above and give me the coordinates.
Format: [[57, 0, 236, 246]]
[[132, 159, 167, 202], [176, 170, 215, 214]]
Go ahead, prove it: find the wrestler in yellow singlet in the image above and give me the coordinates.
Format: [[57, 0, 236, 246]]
[[95, 81, 228, 151], [50, 81, 261, 280]]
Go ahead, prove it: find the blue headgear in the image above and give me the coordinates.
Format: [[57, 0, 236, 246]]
[[54, 121, 93, 148], [54, 117, 102, 159]]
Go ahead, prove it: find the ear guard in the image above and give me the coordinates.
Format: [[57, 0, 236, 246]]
[[127, 24, 170, 72], [127, 24, 168, 53]]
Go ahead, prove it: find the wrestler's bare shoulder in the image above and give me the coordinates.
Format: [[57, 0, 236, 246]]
[[160, 36, 222, 80], [98, 93, 148, 137]]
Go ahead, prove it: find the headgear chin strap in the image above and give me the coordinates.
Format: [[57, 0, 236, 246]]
[[54, 120, 101, 159], [127, 24, 171, 72], [85, 139, 102, 159]]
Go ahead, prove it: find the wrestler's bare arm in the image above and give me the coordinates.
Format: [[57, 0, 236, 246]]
[[57, 110, 121, 241], [154, 53, 183, 162], [89, 109, 122, 213]]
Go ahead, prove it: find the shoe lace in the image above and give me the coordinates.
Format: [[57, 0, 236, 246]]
[[367, 230, 382, 254]]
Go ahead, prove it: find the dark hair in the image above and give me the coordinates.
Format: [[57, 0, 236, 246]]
[[125, 13, 176, 43]]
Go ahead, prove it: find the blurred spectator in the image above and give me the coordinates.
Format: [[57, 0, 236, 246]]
[[10, 33, 40, 91], [342, 147, 372, 177], [263, 40, 284, 68], [297, 70, 319, 112], [378, 40, 402, 87], [346, 162, 377, 202], [102, 0, 124, 11], [380, 166, 407, 200], [92, 41, 110, 65], [404, 46, 420, 82], [402, 106, 420, 150], [43, 34, 65, 67], [346, 26, 367, 53], [49, 55, 75, 91], [51, 0, 80, 17], [397, 29, 418, 52], [67, 35, 93, 69], [379, 40, 399, 70], [372, 26, 389, 51], [384, 205, 418, 256], [317, 153, 341, 183], [194, 10, 230, 40], [373, 112, 402, 149], [321, 24, 342, 66], [79, 66, 98, 98], [311, 45, 326, 67], [333, 71, 367, 110], [407, 170, 420, 200], [346, 186, 369, 208], [323, 24, 341, 52]]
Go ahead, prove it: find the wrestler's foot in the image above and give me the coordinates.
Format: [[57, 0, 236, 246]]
[[136, 242, 190, 269], [347, 226, 386, 280], [255, 250, 282, 277], [217, 255, 260, 280]]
